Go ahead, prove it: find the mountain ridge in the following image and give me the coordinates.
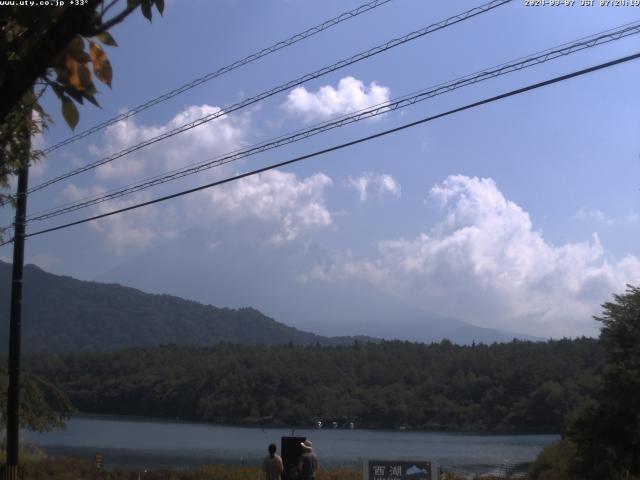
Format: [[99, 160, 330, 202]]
[[94, 228, 541, 344], [0, 258, 539, 353], [0, 260, 377, 353]]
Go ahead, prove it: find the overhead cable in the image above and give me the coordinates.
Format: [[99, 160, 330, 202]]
[[27, 0, 511, 195], [25, 20, 640, 223], [42, 0, 394, 154], [9, 50, 638, 244]]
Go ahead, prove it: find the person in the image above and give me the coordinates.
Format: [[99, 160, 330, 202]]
[[262, 443, 284, 480], [297, 439, 318, 480]]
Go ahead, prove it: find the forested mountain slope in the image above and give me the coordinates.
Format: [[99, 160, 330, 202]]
[[0, 261, 375, 352], [25, 338, 602, 432]]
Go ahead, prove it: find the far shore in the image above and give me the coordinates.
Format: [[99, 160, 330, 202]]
[[59, 412, 561, 435]]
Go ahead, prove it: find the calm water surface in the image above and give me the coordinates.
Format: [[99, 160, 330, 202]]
[[24, 415, 558, 472]]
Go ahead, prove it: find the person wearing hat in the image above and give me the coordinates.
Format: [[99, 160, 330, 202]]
[[297, 439, 318, 480], [262, 443, 283, 480]]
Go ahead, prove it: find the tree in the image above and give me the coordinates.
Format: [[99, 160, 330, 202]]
[[0, 0, 165, 435], [0, 368, 74, 433], [0, 0, 165, 214], [566, 285, 640, 479]]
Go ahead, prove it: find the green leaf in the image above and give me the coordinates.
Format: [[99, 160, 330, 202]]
[[51, 83, 64, 99], [84, 93, 100, 108], [61, 95, 79, 130], [155, 0, 164, 15], [96, 31, 118, 47], [141, 0, 152, 21], [65, 87, 84, 105]]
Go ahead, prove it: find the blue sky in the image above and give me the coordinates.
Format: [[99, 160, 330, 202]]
[[2, 0, 640, 338]]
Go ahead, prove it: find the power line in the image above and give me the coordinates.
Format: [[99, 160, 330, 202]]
[[27, 0, 511, 195], [10, 50, 638, 244], [42, 0, 394, 155], [24, 20, 640, 223]]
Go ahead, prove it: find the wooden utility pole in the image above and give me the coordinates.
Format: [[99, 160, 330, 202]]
[[4, 136, 30, 480]]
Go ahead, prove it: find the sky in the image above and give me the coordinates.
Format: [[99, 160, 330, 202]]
[[2, 0, 640, 339]]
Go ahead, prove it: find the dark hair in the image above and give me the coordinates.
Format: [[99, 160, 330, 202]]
[[268, 443, 277, 458]]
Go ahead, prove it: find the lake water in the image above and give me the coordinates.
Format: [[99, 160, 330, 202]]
[[24, 415, 558, 475]]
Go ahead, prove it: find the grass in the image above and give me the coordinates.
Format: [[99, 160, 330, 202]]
[[17, 457, 363, 480], [8, 455, 534, 479]]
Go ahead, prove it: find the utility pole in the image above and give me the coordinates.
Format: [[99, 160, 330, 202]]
[[4, 131, 30, 480]]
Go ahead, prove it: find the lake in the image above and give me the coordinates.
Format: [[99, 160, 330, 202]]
[[24, 415, 558, 475]]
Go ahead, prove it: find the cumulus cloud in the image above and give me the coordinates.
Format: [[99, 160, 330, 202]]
[[574, 207, 614, 225], [55, 100, 335, 254], [93, 104, 249, 181], [194, 170, 333, 244], [74, 168, 333, 254], [61, 183, 107, 202], [346, 172, 401, 202], [86, 190, 184, 255], [306, 175, 640, 337], [283, 76, 390, 121]]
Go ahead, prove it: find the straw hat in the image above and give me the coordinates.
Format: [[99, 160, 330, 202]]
[[300, 440, 313, 450]]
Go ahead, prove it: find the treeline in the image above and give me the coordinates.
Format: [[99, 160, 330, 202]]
[[24, 338, 602, 432]]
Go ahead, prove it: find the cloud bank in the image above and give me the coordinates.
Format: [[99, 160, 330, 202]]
[[93, 104, 249, 181], [307, 175, 640, 337], [76, 168, 333, 253]]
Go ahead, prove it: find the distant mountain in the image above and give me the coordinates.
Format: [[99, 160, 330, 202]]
[[0, 260, 376, 353], [96, 227, 540, 344]]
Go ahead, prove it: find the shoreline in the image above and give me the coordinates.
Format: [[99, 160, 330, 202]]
[[63, 412, 561, 436]]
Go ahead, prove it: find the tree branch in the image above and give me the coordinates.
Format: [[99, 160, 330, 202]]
[[91, 0, 141, 35]]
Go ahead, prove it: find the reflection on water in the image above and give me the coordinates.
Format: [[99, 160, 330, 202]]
[[24, 415, 558, 473]]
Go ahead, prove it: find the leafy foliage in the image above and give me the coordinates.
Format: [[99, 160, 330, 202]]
[[530, 286, 640, 480], [0, 1, 165, 241], [24, 338, 602, 432], [0, 0, 165, 125], [564, 285, 640, 479], [0, 368, 74, 432], [529, 439, 578, 480]]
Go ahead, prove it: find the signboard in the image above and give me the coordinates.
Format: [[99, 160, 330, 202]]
[[95, 453, 104, 469], [366, 460, 431, 480], [281, 436, 306, 480]]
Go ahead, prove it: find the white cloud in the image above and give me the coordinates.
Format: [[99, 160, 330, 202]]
[[306, 175, 640, 338], [76, 168, 333, 254], [283, 76, 390, 121], [627, 213, 639, 224], [346, 172, 401, 202], [195, 170, 333, 244], [61, 183, 106, 202], [574, 207, 614, 225], [94, 104, 249, 182], [86, 191, 182, 255], [53, 100, 334, 254]]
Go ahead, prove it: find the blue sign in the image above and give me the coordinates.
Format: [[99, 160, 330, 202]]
[[367, 460, 431, 480]]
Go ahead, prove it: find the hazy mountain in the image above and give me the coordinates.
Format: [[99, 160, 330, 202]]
[[95, 227, 539, 344], [0, 260, 376, 353]]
